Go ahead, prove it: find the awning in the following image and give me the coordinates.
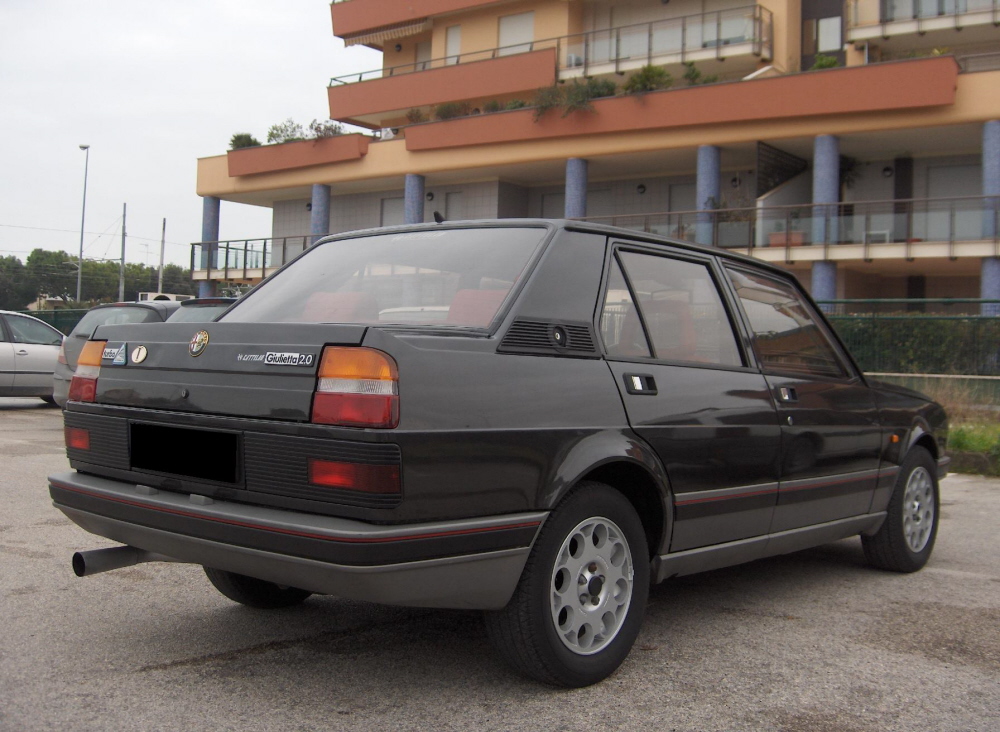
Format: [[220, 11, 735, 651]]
[[343, 20, 431, 48]]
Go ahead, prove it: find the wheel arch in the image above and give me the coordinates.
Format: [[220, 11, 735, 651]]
[[539, 429, 672, 558]]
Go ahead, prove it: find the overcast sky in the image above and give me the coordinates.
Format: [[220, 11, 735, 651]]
[[0, 0, 379, 270]]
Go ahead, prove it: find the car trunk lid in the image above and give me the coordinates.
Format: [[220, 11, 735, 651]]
[[88, 322, 367, 421]]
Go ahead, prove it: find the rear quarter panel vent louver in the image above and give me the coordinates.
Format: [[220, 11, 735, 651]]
[[498, 319, 599, 358]]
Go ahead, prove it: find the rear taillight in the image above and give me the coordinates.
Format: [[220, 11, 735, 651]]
[[57, 341, 67, 365], [308, 459, 400, 494], [68, 340, 106, 403], [311, 347, 399, 428], [65, 427, 91, 450]]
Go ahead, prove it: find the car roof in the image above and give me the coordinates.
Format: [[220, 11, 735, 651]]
[[87, 300, 182, 314]]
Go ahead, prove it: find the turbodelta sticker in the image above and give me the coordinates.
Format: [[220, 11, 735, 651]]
[[102, 342, 128, 366], [236, 352, 315, 366]]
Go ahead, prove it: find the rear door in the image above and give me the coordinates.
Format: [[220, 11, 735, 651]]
[[600, 245, 782, 552], [0, 318, 15, 391], [723, 267, 881, 532]]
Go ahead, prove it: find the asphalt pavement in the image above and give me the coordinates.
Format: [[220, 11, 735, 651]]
[[1, 398, 997, 731]]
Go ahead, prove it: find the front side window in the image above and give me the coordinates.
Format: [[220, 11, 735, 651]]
[[223, 227, 546, 328], [602, 250, 743, 367], [725, 267, 847, 378], [6, 315, 63, 345]]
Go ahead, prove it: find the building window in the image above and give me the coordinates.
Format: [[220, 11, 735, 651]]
[[498, 11, 534, 56], [803, 16, 842, 55], [445, 25, 461, 65]]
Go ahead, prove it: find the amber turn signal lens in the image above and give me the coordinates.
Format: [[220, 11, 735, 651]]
[[312, 347, 399, 428]]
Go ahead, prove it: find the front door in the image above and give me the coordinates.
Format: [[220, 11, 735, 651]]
[[600, 246, 781, 552], [724, 267, 881, 533]]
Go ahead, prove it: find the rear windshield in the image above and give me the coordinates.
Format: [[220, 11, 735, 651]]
[[70, 306, 163, 336], [222, 227, 546, 327]]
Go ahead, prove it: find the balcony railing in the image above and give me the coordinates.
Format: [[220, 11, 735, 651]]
[[849, 0, 1000, 28], [190, 236, 310, 281], [580, 195, 1000, 255], [329, 6, 772, 87]]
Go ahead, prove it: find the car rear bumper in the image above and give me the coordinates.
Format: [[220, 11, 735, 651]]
[[49, 471, 545, 610]]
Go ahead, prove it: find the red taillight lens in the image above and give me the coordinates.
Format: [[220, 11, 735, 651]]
[[311, 347, 399, 428], [65, 427, 91, 450], [68, 340, 106, 403], [308, 459, 401, 494]]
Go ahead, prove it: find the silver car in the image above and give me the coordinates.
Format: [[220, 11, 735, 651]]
[[0, 311, 64, 404]]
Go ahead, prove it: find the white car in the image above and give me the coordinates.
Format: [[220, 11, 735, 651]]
[[0, 311, 64, 404]]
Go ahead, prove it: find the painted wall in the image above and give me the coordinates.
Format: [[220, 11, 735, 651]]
[[757, 0, 801, 72]]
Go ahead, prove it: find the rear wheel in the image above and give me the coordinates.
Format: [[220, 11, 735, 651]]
[[862, 446, 939, 573], [485, 482, 649, 687], [40, 395, 58, 407], [203, 567, 312, 609]]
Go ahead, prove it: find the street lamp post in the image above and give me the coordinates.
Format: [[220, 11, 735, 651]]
[[76, 144, 90, 303]]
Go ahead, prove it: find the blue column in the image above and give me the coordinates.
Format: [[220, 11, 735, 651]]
[[812, 134, 840, 245], [404, 174, 425, 224], [199, 196, 220, 298], [696, 145, 720, 246], [811, 260, 837, 312], [565, 158, 588, 218], [983, 121, 1000, 315], [310, 184, 331, 245]]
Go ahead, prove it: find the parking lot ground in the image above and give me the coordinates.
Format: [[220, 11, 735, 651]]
[[1, 400, 998, 731]]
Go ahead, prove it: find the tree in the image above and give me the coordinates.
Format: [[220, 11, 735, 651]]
[[229, 133, 262, 150], [0, 255, 34, 310], [24, 249, 77, 302], [266, 118, 306, 144]]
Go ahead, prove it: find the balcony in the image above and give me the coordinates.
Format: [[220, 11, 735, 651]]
[[580, 195, 1000, 260], [848, 0, 1000, 46], [190, 236, 309, 282], [327, 6, 772, 127]]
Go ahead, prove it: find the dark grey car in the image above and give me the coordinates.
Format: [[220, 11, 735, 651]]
[[49, 221, 948, 687], [52, 301, 180, 407]]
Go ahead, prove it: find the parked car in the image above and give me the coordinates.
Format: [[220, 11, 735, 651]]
[[0, 311, 64, 404], [52, 301, 181, 407], [165, 297, 238, 323], [50, 221, 948, 687]]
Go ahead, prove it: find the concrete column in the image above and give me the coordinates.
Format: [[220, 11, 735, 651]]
[[310, 184, 331, 245], [565, 158, 588, 218], [811, 261, 837, 312], [199, 196, 220, 298], [982, 257, 1000, 317], [404, 174, 425, 224], [812, 134, 840, 245], [696, 145, 720, 246]]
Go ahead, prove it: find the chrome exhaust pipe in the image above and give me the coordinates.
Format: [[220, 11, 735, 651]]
[[72, 546, 181, 577]]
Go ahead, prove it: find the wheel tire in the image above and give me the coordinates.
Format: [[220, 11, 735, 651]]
[[862, 446, 939, 573], [484, 481, 650, 687], [40, 395, 58, 407], [203, 567, 312, 609]]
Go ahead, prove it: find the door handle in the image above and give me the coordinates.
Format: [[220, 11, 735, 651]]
[[779, 387, 798, 402], [624, 374, 658, 395], [16, 350, 29, 356]]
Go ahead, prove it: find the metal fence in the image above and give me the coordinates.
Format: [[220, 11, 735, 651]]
[[19, 309, 89, 335], [820, 300, 1000, 376]]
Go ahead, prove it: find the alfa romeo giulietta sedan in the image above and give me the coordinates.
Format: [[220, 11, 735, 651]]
[[49, 220, 948, 687]]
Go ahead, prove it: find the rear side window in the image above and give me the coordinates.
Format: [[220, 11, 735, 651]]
[[602, 250, 742, 367], [71, 306, 162, 337], [725, 267, 847, 378], [223, 228, 546, 328], [6, 315, 63, 345]]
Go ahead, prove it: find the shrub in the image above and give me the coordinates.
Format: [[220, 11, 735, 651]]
[[810, 54, 840, 70], [483, 100, 503, 113], [434, 101, 473, 121], [533, 84, 564, 121], [623, 65, 673, 94], [405, 108, 427, 124], [229, 133, 261, 150], [682, 62, 718, 86], [308, 119, 343, 138], [266, 118, 306, 144], [505, 99, 528, 110]]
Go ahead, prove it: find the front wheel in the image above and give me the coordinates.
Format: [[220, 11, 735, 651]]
[[484, 482, 650, 687], [862, 446, 939, 573], [203, 567, 312, 609]]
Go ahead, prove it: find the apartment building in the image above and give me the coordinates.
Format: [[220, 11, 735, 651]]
[[194, 0, 1000, 311]]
